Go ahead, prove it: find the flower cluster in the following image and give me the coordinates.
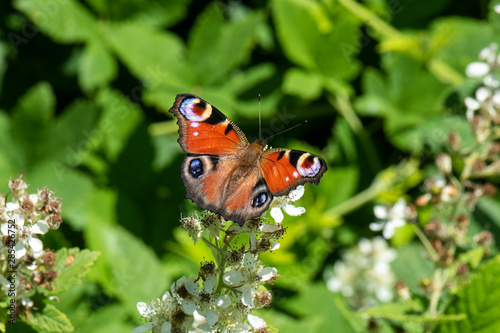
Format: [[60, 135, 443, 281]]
[[324, 237, 397, 309], [0, 177, 63, 318], [135, 187, 305, 332], [369, 198, 414, 239], [464, 42, 500, 143]]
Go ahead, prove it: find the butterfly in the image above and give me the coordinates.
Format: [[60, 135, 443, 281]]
[[169, 94, 327, 225]]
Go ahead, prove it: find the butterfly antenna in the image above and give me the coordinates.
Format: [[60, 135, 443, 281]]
[[258, 94, 262, 139], [266, 120, 308, 141]]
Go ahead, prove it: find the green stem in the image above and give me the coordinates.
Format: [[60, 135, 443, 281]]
[[327, 94, 381, 172], [337, 0, 404, 40], [413, 224, 440, 262], [325, 178, 383, 216]]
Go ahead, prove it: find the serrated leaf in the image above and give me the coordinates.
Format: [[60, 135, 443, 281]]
[[438, 255, 500, 333], [46, 248, 100, 295], [79, 39, 117, 91], [28, 303, 73, 332], [14, 0, 98, 43]]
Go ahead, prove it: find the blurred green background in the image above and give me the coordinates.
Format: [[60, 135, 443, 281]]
[[1, 0, 500, 332]]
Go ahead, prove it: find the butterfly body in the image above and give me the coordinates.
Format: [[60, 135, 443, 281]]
[[170, 94, 327, 225]]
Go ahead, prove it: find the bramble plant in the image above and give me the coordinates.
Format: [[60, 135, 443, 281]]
[[0, 177, 99, 332], [134, 187, 306, 332]]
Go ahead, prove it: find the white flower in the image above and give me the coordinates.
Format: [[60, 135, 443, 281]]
[[269, 186, 306, 223], [465, 61, 490, 77], [369, 198, 408, 239], [247, 314, 266, 329], [324, 237, 397, 309]]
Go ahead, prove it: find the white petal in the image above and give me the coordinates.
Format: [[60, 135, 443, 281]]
[[28, 237, 43, 252], [392, 199, 407, 216], [32, 220, 49, 234], [215, 295, 231, 308], [223, 270, 244, 286], [241, 285, 254, 308], [181, 299, 197, 314], [0, 223, 9, 235], [243, 253, 255, 269], [260, 223, 279, 233], [270, 207, 284, 223], [369, 222, 384, 232], [373, 205, 387, 219], [495, 4, 500, 13], [205, 309, 218, 326], [476, 87, 492, 102], [162, 291, 172, 302], [382, 225, 396, 239], [288, 186, 305, 201], [133, 324, 155, 333], [390, 218, 406, 228], [15, 241, 26, 259], [465, 62, 490, 77], [184, 277, 199, 296], [204, 276, 217, 293], [6, 202, 20, 211], [258, 267, 278, 281], [270, 241, 280, 251], [464, 97, 480, 110], [282, 203, 305, 217], [137, 302, 149, 316], [160, 322, 171, 333], [247, 314, 266, 329]]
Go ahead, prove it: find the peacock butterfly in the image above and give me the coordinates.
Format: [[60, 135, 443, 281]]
[[169, 94, 327, 225]]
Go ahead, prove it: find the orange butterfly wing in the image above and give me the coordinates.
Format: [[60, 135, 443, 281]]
[[260, 148, 327, 196], [169, 94, 248, 155]]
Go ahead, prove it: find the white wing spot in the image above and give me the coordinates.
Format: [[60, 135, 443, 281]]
[[293, 171, 299, 178], [193, 132, 199, 136], [285, 176, 290, 182], [190, 122, 200, 127]]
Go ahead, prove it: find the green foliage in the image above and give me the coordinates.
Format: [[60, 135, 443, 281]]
[[1, 0, 499, 331], [438, 255, 500, 332]]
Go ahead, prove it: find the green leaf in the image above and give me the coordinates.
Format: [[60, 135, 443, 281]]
[[105, 22, 185, 85], [46, 248, 100, 295], [283, 68, 324, 99], [363, 301, 465, 323], [28, 303, 73, 332], [79, 39, 118, 91], [49, 99, 101, 166], [0, 41, 7, 93], [438, 255, 500, 333], [95, 88, 144, 161], [187, 3, 263, 85], [14, 0, 98, 43], [430, 17, 495, 76], [392, 243, 435, 294], [282, 284, 364, 332], [0, 112, 26, 178], [85, 220, 169, 317], [29, 162, 97, 230], [10, 82, 56, 165], [272, 0, 361, 78]]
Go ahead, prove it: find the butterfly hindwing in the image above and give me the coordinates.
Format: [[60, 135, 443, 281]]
[[181, 153, 273, 225], [260, 148, 327, 196], [169, 94, 249, 155]]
